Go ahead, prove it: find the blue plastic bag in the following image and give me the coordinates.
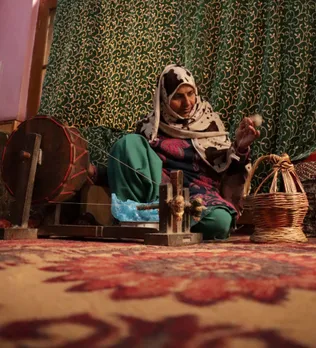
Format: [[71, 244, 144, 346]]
[[111, 194, 159, 222]]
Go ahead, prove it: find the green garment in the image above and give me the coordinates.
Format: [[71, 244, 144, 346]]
[[191, 208, 232, 240], [108, 134, 162, 203], [108, 134, 232, 240]]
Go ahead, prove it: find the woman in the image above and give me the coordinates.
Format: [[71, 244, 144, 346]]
[[100, 64, 259, 240]]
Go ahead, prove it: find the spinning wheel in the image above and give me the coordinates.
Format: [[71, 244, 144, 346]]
[[0, 117, 203, 246], [2, 116, 89, 204]]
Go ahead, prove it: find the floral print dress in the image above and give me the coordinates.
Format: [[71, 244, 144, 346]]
[[150, 135, 237, 217]]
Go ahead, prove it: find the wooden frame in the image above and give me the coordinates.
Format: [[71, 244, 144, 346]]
[[26, 0, 57, 119], [38, 171, 203, 246]]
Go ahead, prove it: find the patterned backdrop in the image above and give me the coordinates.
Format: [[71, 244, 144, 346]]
[[39, 0, 316, 183]]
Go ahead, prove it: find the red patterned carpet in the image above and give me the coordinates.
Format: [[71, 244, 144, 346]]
[[1, 236, 316, 347]]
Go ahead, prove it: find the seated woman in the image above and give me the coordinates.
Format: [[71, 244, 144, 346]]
[[92, 64, 260, 240]]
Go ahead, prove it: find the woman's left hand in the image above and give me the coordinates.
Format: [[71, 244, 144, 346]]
[[234, 117, 260, 152]]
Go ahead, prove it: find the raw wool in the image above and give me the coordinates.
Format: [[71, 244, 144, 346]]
[[189, 197, 206, 221], [169, 195, 185, 221], [249, 114, 263, 127]]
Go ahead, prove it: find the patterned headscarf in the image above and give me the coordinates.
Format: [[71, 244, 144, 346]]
[[137, 64, 239, 172]]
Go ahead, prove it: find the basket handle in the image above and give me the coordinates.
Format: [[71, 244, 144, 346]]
[[244, 153, 305, 196]]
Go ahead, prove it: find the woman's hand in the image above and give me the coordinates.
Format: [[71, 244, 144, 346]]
[[234, 117, 260, 152]]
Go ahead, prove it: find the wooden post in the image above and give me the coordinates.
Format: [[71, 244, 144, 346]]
[[145, 170, 203, 246], [170, 171, 183, 233], [159, 183, 173, 233], [2, 133, 41, 240], [11, 133, 41, 227], [54, 204, 61, 225], [183, 188, 190, 233]]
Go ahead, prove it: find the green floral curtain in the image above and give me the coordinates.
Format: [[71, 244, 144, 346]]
[[39, 0, 316, 173]]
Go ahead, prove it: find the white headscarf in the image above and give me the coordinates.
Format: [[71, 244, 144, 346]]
[[137, 64, 239, 172]]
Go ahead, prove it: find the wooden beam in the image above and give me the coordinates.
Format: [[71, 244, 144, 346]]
[[0, 228, 37, 240], [170, 171, 183, 233], [10, 133, 42, 227], [159, 183, 173, 233], [38, 225, 158, 240], [26, 0, 57, 118]]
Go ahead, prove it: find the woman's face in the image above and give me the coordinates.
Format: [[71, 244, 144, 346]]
[[169, 84, 196, 118]]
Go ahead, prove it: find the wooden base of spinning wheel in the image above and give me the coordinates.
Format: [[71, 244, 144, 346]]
[[1, 228, 38, 240], [3, 169, 203, 246], [38, 225, 202, 246], [145, 232, 202, 246], [39, 170, 203, 246]]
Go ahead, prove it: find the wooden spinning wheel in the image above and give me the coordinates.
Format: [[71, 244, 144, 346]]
[[0, 116, 203, 246], [2, 116, 89, 204]]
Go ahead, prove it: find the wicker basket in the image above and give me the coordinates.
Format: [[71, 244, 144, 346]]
[[244, 153, 309, 243]]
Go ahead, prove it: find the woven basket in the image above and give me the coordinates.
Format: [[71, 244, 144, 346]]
[[244, 153, 309, 243]]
